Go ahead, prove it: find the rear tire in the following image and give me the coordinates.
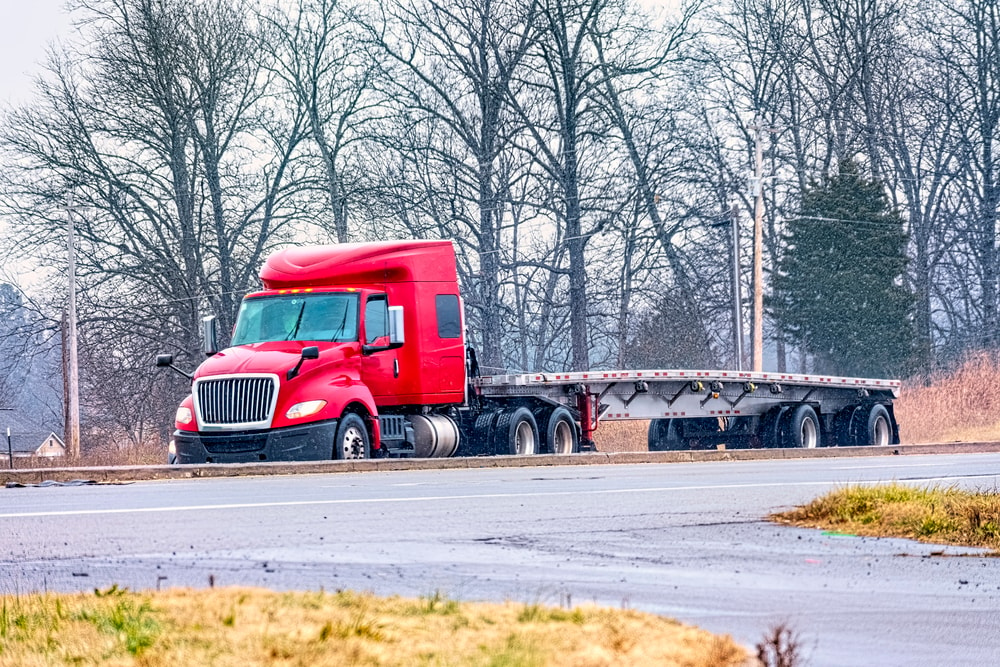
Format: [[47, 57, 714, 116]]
[[647, 419, 685, 451], [834, 406, 864, 446], [335, 412, 370, 459], [782, 405, 819, 448], [862, 404, 892, 446], [494, 407, 538, 455], [544, 407, 578, 454], [466, 411, 498, 456], [755, 407, 786, 448]]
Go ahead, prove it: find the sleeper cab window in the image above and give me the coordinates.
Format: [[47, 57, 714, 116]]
[[436, 294, 461, 339], [364, 295, 389, 344]]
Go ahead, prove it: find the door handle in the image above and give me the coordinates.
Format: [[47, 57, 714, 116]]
[[393, 358, 399, 378]]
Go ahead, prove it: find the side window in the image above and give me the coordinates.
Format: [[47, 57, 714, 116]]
[[436, 294, 461, 339], [364, 296, 389, 344]]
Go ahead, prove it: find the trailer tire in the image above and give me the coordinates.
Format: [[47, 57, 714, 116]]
[[754, 407, 785, 448], [334, 412, 370, 459], [647, 419, 684, 451], [494, 407, 538, 456], [545, 407, 578, 454], [783, 404, 819, 448], [862, 404, 892, 446], [834, 406, 864, 446]]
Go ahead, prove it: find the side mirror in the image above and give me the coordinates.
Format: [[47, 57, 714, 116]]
[[287, 346, 320, 380], [388, 306, 405, 346], [155, 353, 192, 380], [202, 315, 219, 356]]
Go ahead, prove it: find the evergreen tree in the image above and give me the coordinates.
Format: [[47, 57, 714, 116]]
[[771, 160, 916, 378]]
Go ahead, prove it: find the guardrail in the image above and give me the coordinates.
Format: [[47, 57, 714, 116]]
[[4, 441, 1000, 487]]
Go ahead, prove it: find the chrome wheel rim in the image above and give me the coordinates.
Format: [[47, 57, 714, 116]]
[[873, 415, 890, 446], [341, 425, 367, 459], [552, 420, 573, 454], [514, 421, 535, 455], [800, 417, 818, 448]]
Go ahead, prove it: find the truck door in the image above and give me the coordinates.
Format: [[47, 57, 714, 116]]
[[360, 294, 398, 401]]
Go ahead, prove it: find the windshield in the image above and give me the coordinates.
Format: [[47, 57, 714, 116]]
[[231, 293, 359, 345]]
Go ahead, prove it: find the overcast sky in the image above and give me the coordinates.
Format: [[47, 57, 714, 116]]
[[0, 1, 71, 104]]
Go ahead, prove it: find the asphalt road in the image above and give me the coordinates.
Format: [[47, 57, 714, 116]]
[[2, 453, 999, 666]]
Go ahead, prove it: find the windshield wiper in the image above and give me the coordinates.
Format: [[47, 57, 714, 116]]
[[285, 301, 306, 340]]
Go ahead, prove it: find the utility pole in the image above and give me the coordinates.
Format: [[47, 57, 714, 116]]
[[65, 203, 81, 459], [747, 117, 773, 373], [729, 203, 744, 370]]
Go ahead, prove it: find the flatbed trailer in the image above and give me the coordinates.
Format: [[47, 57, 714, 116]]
[[470, 368, 900, 454]]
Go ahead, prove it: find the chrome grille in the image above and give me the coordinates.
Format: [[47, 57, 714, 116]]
[[195, 375, 277, 428]]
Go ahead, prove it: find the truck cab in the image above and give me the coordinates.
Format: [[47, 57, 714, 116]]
[[166, 241, 467, 463]]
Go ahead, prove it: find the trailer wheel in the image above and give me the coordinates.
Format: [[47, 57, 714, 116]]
[[834, 406, 864, 446], [862, 404, 892, 446], [334, 412, 370, 459], [647, 419, 684, 451], [783, 404, 819, 448], [545, 407, 578, 454], [756, 406, 786, 448], [494, 407, 538, 456]]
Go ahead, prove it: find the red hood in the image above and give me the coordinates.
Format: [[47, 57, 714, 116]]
[[195, 341, 354, 378]]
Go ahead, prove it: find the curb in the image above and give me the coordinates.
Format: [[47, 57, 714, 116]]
[[3, 442, 1000, 486]]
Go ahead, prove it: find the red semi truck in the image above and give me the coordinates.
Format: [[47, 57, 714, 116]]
[[158, 240, 901, 463]]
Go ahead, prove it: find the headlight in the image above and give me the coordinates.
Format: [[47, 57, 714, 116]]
[[286, 400, 327, 420], [168, 439, 177, 455], [175, 406, 193, 425]]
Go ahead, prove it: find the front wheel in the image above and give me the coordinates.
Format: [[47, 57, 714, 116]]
[[334, 413, 370, 459]]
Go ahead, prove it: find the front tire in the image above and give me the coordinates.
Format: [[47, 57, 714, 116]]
[[335, 413, 370, 459]]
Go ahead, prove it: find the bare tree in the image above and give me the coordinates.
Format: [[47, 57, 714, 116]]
[[924, 0, 1000, 349], [264, 0, 382, 243], [0, 0, 310, 445], [367, 0, 539, 371]]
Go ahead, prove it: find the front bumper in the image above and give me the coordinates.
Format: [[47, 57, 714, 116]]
[[173, 419, 339, 463]]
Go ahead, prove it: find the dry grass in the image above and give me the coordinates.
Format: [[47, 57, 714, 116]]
[[894, 351, 1000, 443], [6, 441, 166, 470], [0, 586, 747, 666], [593, 421, 650, 453], [772, 483, 1000, 552]]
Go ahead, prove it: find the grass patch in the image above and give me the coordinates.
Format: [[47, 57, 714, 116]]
[[0, 586, 746, 666], [773, 483, 1000, 551]]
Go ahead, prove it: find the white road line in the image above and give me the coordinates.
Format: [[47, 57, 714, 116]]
[[0, 474, 994, 519], [834, 462, 963, 470]]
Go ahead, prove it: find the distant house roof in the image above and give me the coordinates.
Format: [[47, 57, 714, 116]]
[[1, 411, 64, 454]]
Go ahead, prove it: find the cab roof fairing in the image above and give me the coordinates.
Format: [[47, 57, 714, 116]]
[[259, 240, 459, 290]]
